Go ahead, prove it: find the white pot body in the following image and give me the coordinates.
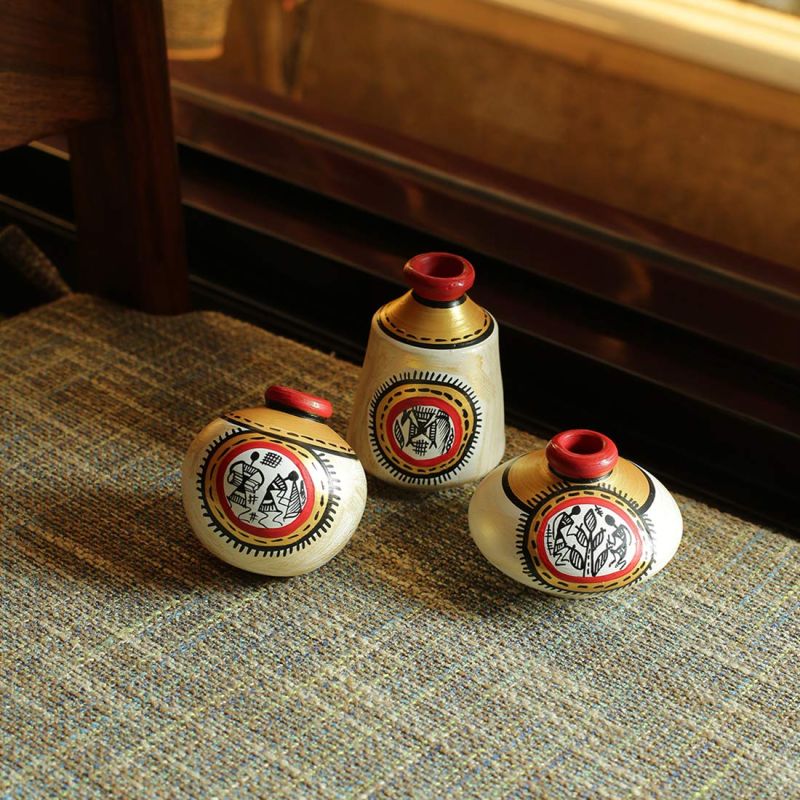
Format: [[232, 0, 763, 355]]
[[182, 409, 367, 576], [347, 311, 505, 489], [469, 453, 682, 597]]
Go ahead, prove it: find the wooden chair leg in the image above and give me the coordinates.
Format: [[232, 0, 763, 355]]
[[69, 0, 188, 314]]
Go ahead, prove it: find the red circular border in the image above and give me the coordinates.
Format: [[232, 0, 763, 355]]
[[385, 397, 463, 467], [536, 497, 643, 584], [215, 441, 315, 538]]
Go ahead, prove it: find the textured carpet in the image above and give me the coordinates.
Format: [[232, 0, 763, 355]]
[[1, 295, 797, 799]]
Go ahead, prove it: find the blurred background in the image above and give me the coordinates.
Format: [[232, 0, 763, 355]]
[[169, 0, 800, 266]]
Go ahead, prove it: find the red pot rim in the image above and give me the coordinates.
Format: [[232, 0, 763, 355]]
[[403, 252, 475, 302], [265, 385, 333, 419], [545, 429, 618, 479]]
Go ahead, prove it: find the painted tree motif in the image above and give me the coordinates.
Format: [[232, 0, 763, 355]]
[[548, 504, 632, 578]]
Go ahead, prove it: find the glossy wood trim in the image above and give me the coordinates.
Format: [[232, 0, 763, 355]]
[[170, 68, 800, 369], [178, 149, 800, 431]]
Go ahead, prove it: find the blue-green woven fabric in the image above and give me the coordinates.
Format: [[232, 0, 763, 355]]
[[1, 295, 797, 798]]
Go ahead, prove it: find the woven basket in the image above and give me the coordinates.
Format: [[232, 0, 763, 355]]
[[163, 0, 233, 60]]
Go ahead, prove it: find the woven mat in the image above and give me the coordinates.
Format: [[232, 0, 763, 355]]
[[1, 295, 797, 799]]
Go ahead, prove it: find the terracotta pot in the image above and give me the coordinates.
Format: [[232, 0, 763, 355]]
[[469, 429, 683, 597], [182, 385, 367, 575], [347, 252, 505, 490]]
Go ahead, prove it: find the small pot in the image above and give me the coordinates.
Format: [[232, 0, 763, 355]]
[[347, 252, 505, 490], [469, 429, 682, 597], [182, 385, 367, 575]]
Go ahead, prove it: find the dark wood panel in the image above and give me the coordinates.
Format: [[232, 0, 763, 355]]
[[170, 69, 800, 370], [179, 149, 800, 430], [0, 0, 114, 148], [213, 0, 800, 268]]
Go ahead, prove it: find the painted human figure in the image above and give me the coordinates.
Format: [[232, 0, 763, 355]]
[[227, 451, 264, 510], [283, 471, 305, 520], [551, 507, 579, 557], [605, 520, 631, 568], [255, 469, 307, 526]]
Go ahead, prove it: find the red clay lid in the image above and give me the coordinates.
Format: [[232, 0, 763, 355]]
[[403, 252, 475, 302], [545, 429, 618, 480], [265, 385, 333, 419]]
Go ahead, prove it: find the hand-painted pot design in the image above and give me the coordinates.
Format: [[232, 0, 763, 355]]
[[183, 385, 367, 576], [469, 430, 682, 597], [347, 252, 505, 489]]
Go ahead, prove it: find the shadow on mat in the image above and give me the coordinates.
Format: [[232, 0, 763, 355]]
[[10, 480, 272, 593]]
